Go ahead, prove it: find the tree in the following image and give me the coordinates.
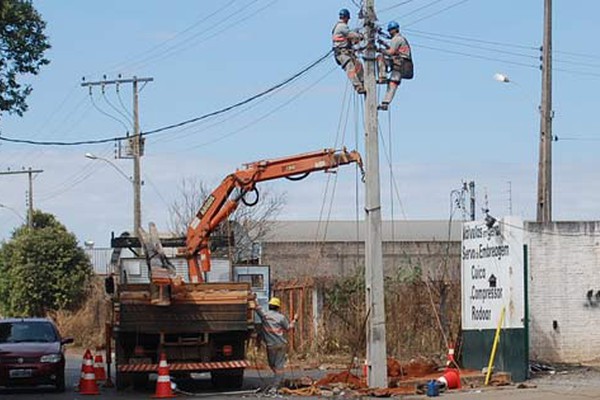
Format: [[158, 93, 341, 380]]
[[0, 210, 92, 317], [0, 0, 50, 117], [168, 177, 286, 263]]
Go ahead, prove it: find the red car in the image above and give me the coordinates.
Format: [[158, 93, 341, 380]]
[[0, 318, 73, 392]]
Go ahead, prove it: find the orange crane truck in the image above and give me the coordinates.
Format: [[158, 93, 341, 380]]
[[107, 148, 363, 390]]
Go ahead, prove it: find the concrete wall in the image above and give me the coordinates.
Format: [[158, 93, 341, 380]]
[[261, 240, 461, 281], [527, 221, 600, 363]]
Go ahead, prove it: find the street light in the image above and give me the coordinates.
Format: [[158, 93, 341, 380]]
[[85, 152, 140, 237], [0, 203, 26, 223], [85, 153, 132, 182], [493, 72, 552, 223]]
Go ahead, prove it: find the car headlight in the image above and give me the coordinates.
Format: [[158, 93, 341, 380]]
[[40, 354, 62, 363]]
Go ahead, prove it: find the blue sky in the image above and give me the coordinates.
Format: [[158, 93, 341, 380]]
[[1, 0, 599, 246]]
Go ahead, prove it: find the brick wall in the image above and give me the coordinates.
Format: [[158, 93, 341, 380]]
[[527, 221, 600, 363], [261, 240, 461, 281]]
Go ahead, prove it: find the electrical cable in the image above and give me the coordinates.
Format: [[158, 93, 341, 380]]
[[395, 0, 446, 20], [403, 0, 471, 27], [183, 66, 337, 152], [116, 0, 267, 72], [414, 42, 539, 69], [407, 31, 539, 60], [0, 49, 333, 147], [102, 90, 132, 132], [379, 0, 417, 13], [116, 85, 133, 121], [88, 89, 130, 133], [404, 28, 539, 51], [103, 0, 238, 74]]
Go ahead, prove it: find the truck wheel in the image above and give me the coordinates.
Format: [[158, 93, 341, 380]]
[[210, 368, 244, 390], [116, 371, 131, 391], [132, 373, 148, 390]]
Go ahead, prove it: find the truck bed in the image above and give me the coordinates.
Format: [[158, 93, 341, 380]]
[[115, 282, 254, 333]]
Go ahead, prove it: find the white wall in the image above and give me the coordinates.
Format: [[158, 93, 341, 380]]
[[527, 221, 600, 363]]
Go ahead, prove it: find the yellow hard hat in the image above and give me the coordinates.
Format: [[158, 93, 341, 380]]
[[268, 297, 281, 308]]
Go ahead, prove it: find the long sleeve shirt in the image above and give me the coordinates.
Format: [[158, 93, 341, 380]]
[[386, 32, 411, 59], [255, 306, 294, 347]]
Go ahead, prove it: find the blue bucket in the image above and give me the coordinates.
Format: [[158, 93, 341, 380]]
[[426, 379, 440, 397]]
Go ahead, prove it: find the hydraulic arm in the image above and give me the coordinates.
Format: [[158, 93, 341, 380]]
[[185, 148, 363, 283]]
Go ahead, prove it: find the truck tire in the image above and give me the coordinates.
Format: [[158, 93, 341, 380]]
[[210, 368, 244, 390], [116, 371, 131, 391]]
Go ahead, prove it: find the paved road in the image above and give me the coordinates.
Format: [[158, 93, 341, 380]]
[[3, 354, 600, 399]]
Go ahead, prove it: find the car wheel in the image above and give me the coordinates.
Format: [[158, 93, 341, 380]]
[[55, 371, 66, 393]]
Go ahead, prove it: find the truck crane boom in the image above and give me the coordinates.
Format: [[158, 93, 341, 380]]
[[185, 148, 363, 283]]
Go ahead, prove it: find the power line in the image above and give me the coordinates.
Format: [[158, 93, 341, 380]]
[[395, 0, 446, 20], [403, 0, 471, 27], [0, 49, 332, 146], [413, 42, 539, 69], [379, 0, 416, 13], [404, 28, 539, 51], [103, 0, 238, 74], [408, 31, 538, 60]]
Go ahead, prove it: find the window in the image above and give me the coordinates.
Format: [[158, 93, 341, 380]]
[[237, 274, 264, 290], [0, 321, 58, 343]]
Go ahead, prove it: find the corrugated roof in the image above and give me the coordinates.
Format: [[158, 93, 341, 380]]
[[263, 220, 461, 242]]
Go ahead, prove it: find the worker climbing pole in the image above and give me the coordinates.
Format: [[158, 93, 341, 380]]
[[332, 8, 366, 94], [331, 9, 413, 110], [376, 21, 413, 111]]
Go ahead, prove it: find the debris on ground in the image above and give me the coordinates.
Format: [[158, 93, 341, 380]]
[[315, 371, 366, 389]]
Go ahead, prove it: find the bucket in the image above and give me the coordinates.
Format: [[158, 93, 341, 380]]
[[426, 380, 440, 397]]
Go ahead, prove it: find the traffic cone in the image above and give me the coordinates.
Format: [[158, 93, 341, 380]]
[[437, 368, 461, 390], [152, 353, 175, 398], [79, 349, 100, 395], [93, 352, 107, 382], [362, 359, 368, 382]]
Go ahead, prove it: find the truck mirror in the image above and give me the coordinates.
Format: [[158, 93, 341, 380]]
[[105, 275, 115, 295]]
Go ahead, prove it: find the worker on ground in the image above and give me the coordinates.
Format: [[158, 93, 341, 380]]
[[332, 8, 366, 94], [377, 21, 412, 111], [254, 296, 298, 390]]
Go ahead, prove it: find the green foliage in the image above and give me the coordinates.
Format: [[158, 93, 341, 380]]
[[0, 211, 92, 317], [0, 0, 50, 117]]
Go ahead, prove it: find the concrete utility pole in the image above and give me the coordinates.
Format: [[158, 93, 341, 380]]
[[537, 0, 553, 222], [0, 168, 43, 228], [362, 0, 388, 388], [81, 76, 153, 237]]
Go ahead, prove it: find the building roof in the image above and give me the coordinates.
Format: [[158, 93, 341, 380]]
[[263, 220, 462, 243]]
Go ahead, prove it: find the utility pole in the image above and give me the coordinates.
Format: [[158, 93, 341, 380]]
[[468, 181, 476, 221], [81, 76, 153, 237], [0, 168, 43, 228], [362, 0, 388, 388], [537, 0, 553, 222]]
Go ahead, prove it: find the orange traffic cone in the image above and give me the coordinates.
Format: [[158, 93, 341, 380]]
[[93, 352, 107, 382], [79, 349, 100, 395], [152, 353, 175, 398]]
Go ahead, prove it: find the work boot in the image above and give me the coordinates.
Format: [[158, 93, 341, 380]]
[[356, 86, 366, 95], [378, 102, 389, 111]]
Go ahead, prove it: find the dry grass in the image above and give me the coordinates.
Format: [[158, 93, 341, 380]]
[[50, 277, 110, 350]]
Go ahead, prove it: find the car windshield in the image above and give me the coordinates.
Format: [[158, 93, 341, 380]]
[[0, 321, 59, 343]]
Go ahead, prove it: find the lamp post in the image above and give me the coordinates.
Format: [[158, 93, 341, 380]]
[[0, 203, 26, 223], [85, 153, 139, 236], [494, 72, 550, 221]]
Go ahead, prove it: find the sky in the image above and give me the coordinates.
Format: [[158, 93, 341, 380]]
[[1, 0, 600, 247]]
